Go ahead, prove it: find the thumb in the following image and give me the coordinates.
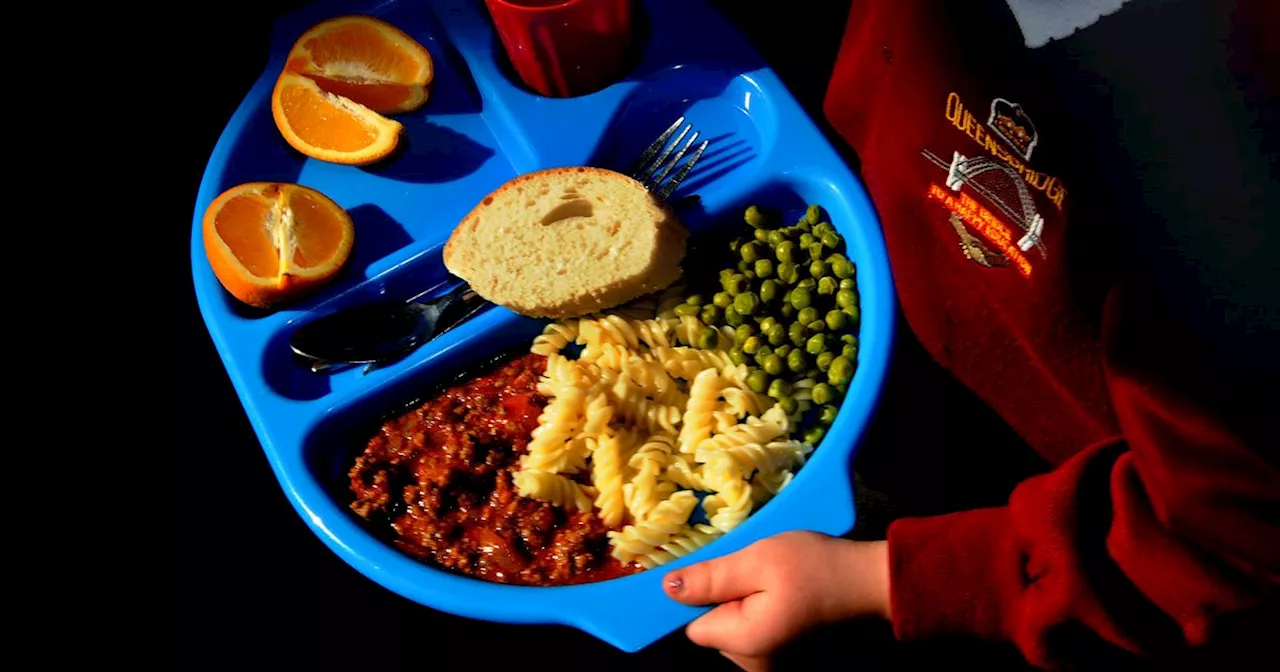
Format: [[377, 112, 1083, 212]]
[[664, 547, 762, 606]]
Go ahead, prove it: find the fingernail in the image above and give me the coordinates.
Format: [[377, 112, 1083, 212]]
[[666, 576, 683, 591]]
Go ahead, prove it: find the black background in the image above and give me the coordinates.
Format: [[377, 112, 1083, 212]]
[[172, 1, 1041, 668]]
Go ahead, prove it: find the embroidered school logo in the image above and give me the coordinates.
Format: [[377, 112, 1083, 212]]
[[988, 98, 1037, 161], [920, 91, 1066, 278]]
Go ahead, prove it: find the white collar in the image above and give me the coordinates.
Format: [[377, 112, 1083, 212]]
[[1004, 0, 1133, 48]]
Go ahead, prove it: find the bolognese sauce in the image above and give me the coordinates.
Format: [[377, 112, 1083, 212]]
[[348, 353, 638, 585]]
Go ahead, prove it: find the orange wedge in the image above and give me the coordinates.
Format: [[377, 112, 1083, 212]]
[[272, 70, 403, 165], [285, 15, 434, 114], [203, 182, 355, 308]]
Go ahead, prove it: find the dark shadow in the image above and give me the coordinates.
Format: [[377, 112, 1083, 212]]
[[361, 118, 495, 184], [343, 204, 414, 279], [680, 138, 757, 194], [215, 106, 304, 194], [416, 8, 483, 115], [262, 321, 331, 402]]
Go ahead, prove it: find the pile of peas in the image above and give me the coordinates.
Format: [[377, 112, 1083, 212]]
[[672, 204, 860, 445]]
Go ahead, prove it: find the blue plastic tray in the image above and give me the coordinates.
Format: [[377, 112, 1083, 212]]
[[192, 0, 893, 652]]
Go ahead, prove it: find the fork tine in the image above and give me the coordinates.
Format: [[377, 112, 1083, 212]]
[[628, 116, 685, 179], [641, 125, 691, 188], [656, 139, 709, 201], [649, 130, 699, 191]]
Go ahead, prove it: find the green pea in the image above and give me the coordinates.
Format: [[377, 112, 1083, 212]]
[[829, 259, 853, 279], [763, 354, 785, 376], [797, 306, 819, 326], [796, 278, 817, 292], [737, 260, 753, 273], [728, 346, 748, 366], [799, 232, 816, 248], [734, 323, 756, 344], [778, 396, 799, 415], [809, 259, 829, 278], [844, 305, 861, 326], [747, 369, 770, 393], [734, 292, 761, 316], [759, 279, 780, 304], [842, 343, 858, 360], [755, 344, 773, 358], [685, 294, 705, 307], [819, 404, 839, 426], [722, 274, 746, 294], [841, 334, 858, 346], [674, 302, 699, 317], [740, 242, 762, 263], [767, 378, 792, 399], [803, 426, 826, 445], [811, 382, 836, 405], [806, 333, 828, 355], [836, 289, 857, 310], [766, 322, 787, 346], [700, 305, 721, 325], [754, 228, 772, 243], [775, 344, 793, 358], [789, 321, 808, 346], [729, 237, 744, 252], [724, 306, 745, 327], [775, 241, 798, 263], [695, 327, 718, 350], [816, 351, 835, 372], [787, 349, 808, 373], [805, 367, 821, 379], [812, 222, 835, 238], [826, 252, 849, 267], [828, 356, 855, 385], [713, 291, 733, 309], [766, 229, 785, 246], [742, 335, 763, 355], [719, 268, 734, 280], [789, 286, 812, 310], [795, 218, 811, 233], [825, 310, 848, 331], [759, 316, 777, 332], [776, 262, 799, 285], [780, 303, 795, 318], [805, 204, 822, 225], [807, 321, 826, 334], [808, 243, 826, 262], [821, 232, 841, 249], [839, 277, 856, 291], [744, 205, 767, 229], [816, 276, 836, 296], [754, 258, 775, 278]]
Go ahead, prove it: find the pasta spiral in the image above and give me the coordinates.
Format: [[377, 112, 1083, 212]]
[[531, 322, 579, 357], [591, 434, 629, 528], [639, 523, 723, 568], [679, 368, 723, 453], [608, 490, 698, 564], [703, 478, 752, 533], [514, 470, 596, 512]]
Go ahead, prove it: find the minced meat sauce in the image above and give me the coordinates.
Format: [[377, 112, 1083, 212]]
[[348, 353, 637, 585]]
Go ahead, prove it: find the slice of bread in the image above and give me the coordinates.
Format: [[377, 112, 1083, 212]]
[[443, 167, 689, 318]]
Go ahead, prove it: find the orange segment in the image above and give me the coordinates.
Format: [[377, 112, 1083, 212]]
[[285, 15, 434, 114], [272, 71, 402, 165], [202, 182, 355, 308]]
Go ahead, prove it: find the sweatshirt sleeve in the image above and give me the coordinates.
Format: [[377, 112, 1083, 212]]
[[887, 274, 1280, 666]]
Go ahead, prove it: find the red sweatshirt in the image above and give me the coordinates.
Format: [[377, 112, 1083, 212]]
[[823, 0, 1279, 666]]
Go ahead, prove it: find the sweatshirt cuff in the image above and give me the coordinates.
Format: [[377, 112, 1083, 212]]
[[887, 507, 1025, 642]]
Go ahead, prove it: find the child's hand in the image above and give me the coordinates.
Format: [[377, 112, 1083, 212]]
[[663, 532, 890, 671]]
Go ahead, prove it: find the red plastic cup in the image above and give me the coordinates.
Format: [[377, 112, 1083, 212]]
[[484, 0, 635, 98]]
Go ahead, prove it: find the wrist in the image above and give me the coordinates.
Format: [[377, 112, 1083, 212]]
[[833, 539, 892, 621]]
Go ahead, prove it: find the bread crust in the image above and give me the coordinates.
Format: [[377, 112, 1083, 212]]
[[443, 167, 687, 318]]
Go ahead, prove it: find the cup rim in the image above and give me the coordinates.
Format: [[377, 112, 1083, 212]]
[[487, 0, 591, 14]]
